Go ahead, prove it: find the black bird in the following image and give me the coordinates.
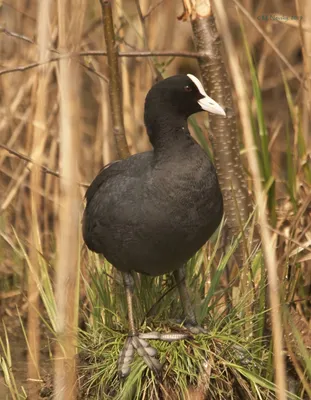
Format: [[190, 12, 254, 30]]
[[83, 74, 225, 377]]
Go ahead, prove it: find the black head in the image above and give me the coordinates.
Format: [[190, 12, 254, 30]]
[[144, 74, 226, 123]]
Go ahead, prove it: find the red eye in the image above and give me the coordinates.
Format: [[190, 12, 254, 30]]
[[184, 85, 192, 92]]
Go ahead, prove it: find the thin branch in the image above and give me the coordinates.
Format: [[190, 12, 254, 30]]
[[79, 61, 108, 82], [99, 0, 128, 159], [0, 25, 36, 44], [77, 50, 211, 58], [0, 5, 304, 86], [0, 50, 211, 76], [134, 0, 161, 79], [1, 1, 36, 22], [0, 57, 62, 76], [270, 227, 311, 254], [143, 0, 166, 19], [0, 143, 89, 188], [0, 24, 203, 59]]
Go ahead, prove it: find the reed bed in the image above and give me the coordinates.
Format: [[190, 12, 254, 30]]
[[0, 1, 310, 399]]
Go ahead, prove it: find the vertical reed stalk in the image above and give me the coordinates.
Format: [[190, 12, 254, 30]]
[[297, 0, 311, 147], [54, 1, 84, 398], [28, 2, 51, 397], [99, 0, 130, 159], [212, 1, 287, 399], [117, 1, 138, 154]]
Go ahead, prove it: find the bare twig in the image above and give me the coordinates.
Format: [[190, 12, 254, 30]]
[[0, 25, 36, 44], [79, 49, 210, 58], [270, 227, 311, 254], [99, 0, 129, 159], [134, 0, 160, 79], [143, 0, 165, 19], [0, 57, 62, 76], [0, 50, 210, 76], [79, 61, 108, 82], [0, 143, 89, 188], [1, 1, 36, 22]]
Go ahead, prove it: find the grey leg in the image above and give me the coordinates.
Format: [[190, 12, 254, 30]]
[[118, 271, 162, 378], [118, 270, 195, 378], [173, 266, 206, 334], [123, 271, 137, 336]]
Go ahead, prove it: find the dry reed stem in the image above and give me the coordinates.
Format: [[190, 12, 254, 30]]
[[117, 1, 138, 154], [101, 81, 117, 165], [54, 1, 85, 399], [212, 1, 287, 399], [300, 0, 311, 146], [100, 0, 130, 159], [134, 0, 159, 79], [0, 76, 34, 166], [0, 166, 59, 204], [27, 3, 51, 397]]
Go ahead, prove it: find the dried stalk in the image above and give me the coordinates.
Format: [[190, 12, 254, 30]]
[[134, 0, 160, 79], [117, 1, 138, 154], [54, 1, 85, 399], [99, 0, 130, 159], [297, 0, 311, 146], [27, 2, 51, 398], [211, 1, 287, 399]]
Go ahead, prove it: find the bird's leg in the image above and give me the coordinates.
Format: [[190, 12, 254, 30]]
[[173, 266, 206, 334], [118, 271, 193, 377], [118, 271, 162, 378], [123, 271, 137, 336]]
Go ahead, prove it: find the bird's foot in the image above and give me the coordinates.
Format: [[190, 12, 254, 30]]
[[118, 335, 161, 378], [184, 322, 207, 335], [167, 319, 207, 335], [118, 331, 190, 378], [139, 331, 190, 342]]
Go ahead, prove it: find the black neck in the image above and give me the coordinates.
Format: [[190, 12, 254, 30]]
[[145, 112, 192, 152]]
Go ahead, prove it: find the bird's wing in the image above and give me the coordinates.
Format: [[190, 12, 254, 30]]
[[84, 160, 121, 204]]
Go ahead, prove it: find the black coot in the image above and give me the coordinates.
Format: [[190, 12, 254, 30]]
[[83, 74, 225, 377]]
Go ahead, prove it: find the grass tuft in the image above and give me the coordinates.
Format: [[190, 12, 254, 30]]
[[78, 308, 281, 400], [77, 225, 296, 400]]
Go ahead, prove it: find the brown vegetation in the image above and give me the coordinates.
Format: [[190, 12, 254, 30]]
[[0, 0, 310, 399]]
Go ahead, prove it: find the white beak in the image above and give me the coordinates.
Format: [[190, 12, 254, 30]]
[[187, 74, 226, 117], [198, 95, 226, 116]]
